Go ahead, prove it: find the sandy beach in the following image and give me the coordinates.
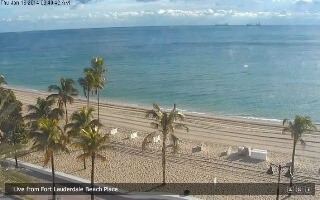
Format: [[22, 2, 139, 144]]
[[8, 87, 320, 200]]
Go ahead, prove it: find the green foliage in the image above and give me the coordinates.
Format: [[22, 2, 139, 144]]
[[47, 77, 78, 109], [78, 71, 95, 99], [282, 115, 317, 146], [0, 74, 7, 86], [88, 57, 106, 92], [72, 126, 109, 162], [143, 103, 189, 153], [24, 97, 63, 131], [66, 107, 101, 137], [47, 77, 78, 127], [0, 88, 28, 147], [0, 88, 18, 125], [30, 117, 69, 166]]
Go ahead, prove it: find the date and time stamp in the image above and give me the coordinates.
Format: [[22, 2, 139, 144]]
[[0, 0, 70, 6]]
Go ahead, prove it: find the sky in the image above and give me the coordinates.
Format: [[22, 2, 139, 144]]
[[1, 0, 320, 32]]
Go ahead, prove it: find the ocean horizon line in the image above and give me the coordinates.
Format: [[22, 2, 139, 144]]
[[2, 24, 320, 34]]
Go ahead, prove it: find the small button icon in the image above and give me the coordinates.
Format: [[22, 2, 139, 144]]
[[296, 186, 303, 193], [287, 186, 294, 193], [305, 187, 312, 193]]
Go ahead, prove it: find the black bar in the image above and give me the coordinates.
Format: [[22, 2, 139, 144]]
[[5, 183, 316, 195]]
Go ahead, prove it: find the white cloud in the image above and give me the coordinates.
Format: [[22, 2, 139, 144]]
[[104, 10, 155, 19], [17, 15, 30, 21], [1, 18, 12, 22], [3, 0, 320, 32]]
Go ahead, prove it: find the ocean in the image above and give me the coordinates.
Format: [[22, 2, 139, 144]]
[[1, 25, 320, 121]]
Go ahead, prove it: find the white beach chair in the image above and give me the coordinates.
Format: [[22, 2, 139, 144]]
[[213, 177, 217, 185], [226, 147, 232, 156], [250, 149, 268, 161], [130, 132, 138, 139], [110, 128, 117, 135], [153, 135, 160, 143]]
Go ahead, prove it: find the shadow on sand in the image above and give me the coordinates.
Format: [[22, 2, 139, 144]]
[[226, 153, 264, 164]]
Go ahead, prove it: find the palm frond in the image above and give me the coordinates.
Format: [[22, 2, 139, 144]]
[[168, 133, 180, 154], [283, 118, 291, 126], [300, 138, 307, 148], [142, 132, 157, 151], [46, 93, 59, 101], [0, 75, 7, 85], [174, 123, 189, 132], [282, 126, 292, 134], [152, 103, 161, 112], [150, 122, 159, 129], [146, 110, 161, 119], [48, 85, 61, 93]]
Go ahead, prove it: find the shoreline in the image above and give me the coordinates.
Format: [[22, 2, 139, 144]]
[[4, 83, 320, 200], [4, 84, 285, 127]]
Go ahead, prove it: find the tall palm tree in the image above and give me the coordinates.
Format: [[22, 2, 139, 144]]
[[85, 57, 106, 121], [142, 103, 189, 185], [24, 97, 63, 129], [0, 74, 7, 87], [47, 78, 78, 126], [3, 119, 28, 168], [282, 115, 316, 185], [66, 107, 101, 169], [0, 89, 17, 124], [72, 126, 109, 200], [78, 71, 95, 110], [0, 89, 28, 168], [30, 117, 69, 200]]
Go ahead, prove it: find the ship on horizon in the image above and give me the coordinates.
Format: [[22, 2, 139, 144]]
[[215, 23, 229, 26], [246, 22, 261, 26]]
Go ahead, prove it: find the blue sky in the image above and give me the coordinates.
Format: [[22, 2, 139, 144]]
[[1, 0, 320, 32]]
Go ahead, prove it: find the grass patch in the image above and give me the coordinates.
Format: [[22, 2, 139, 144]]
[[0, 168, 32, 188]]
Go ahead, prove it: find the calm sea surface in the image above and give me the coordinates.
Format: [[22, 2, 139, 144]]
[[1, 25, 320, 121]]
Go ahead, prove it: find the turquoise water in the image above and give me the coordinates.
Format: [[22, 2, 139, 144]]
[[1, 26, 320, 121]]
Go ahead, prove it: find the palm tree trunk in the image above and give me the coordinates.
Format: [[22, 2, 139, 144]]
[[91, 153, 95, 200], [87, 90, 90, 109], [51, 152, 56, 200], [14, 155, 18, 168], [83, 150, 86, 169], [290, 139, 297, 186], [65, 102, 68, 127], [13, 130, 18, 168], [97, 89, 100, 122], [162, 132, 167, 185]]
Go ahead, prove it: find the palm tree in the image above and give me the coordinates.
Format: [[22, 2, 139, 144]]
[[78, 71, 95, 110], [0, 89, 28, 168], [2, 119, 28, 168], [0, 89, 17, 124], [142, 103, 189, 185], [85, 57, 106, 121], [66, 107, 101, 169], [30, 117, 69, 200], [47, 78, 78, 127], [72, 126, 109, 200], [24, 97, 63, 130], [282, 115, 316, 185], [0, 74, 7, 87]]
